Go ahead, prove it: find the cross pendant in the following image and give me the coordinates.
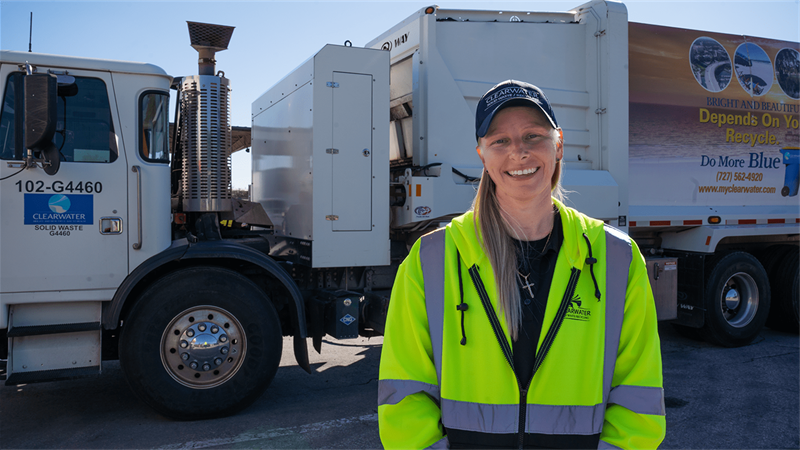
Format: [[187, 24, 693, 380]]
[[520, 273, 535, 298]]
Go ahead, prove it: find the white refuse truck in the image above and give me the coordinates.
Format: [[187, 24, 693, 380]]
[[348, 1, 800, 347], [1, 0, 797, 419]]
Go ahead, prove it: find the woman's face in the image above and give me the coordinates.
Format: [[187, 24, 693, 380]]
[[477, 106, 563, 208]]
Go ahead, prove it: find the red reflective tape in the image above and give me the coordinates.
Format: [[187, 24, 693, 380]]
[[683, 220, 702, 225], [768, 219, 785, 224], [705, 236, 711, 246], [629, 221, 637, 227], [739, 219, 757, 225], [650, 220, 671, 226]]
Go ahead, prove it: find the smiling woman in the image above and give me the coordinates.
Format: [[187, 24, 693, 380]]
[[378, 80, 666, 449], [477, 106, 563, 240]]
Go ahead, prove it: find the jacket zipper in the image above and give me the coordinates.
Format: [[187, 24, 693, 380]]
[[468, 265, 581, 449], [518, 385, 528, 449], [517, 268, 580, 449]]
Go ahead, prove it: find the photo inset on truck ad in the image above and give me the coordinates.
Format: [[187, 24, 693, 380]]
[[734, 42, 773, 96], [775, 48, 800, 99], [690, 37, 732, 92]]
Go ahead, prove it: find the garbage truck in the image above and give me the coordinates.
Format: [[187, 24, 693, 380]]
[[1, 0, 798, 419]]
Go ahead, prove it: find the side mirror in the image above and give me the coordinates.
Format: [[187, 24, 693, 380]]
[[57, 74, 78, 97], [24, 73, 60, 175]]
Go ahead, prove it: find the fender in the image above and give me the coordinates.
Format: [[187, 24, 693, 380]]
[[106, 238, 311, 373]]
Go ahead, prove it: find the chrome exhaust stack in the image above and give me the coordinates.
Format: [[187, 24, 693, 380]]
[[180, 21, 235, 212]]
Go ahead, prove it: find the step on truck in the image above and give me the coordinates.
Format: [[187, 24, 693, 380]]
[[1, 0, 798, 419]]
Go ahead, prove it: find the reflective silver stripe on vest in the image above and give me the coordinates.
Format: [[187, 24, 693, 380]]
[[527, 402, 605, 434], [420, 229, 446, 388], [442, 399, 605, 434], [608, 384, 666, 416], [602, 225, 632, 410], [378, 379, 441, 406], [426, 436, 449, 449], [598, 439, 624, 449]]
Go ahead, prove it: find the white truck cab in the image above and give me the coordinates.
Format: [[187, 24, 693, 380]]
[[0, 51, 172, 381]]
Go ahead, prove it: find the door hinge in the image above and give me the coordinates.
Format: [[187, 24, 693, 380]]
[[326, 82, 339, 88], [326, 215, 339, 221], [326, 148, 339, 154]]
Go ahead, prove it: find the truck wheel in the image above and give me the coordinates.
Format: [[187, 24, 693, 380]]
[[758, 244, 797, 330], [767, 247, 799, 333], [119, 266, 282, 420], [756, 245, 793, 278], [701, 252, 770, 347]]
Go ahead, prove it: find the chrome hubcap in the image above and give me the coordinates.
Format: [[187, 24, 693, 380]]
[[720, 272, 759, 328], [160, 306, 246, 389]]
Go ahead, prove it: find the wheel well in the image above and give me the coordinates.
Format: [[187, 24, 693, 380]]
[[117, 259, 299, 338]]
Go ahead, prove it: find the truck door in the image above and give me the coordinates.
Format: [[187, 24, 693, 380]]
[[0, 68, 129, 297]]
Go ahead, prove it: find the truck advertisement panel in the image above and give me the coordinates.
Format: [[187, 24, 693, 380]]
[[629, 23, 800, 212]]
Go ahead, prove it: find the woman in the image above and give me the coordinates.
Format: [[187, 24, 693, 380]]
[[378, 80, 665, 449]]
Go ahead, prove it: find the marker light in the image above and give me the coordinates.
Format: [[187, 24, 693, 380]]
[[425, 6, 435, 14], [708, 216, 721, 224]]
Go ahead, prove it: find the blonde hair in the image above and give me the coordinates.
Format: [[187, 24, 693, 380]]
[[472, 127, 564, 340]]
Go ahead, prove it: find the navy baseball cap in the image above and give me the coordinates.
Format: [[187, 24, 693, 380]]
[[475, 80, 558, 140]]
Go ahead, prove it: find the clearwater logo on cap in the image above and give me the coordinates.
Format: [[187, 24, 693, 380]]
[[483, 86, 542, 110], [475, 80, 558, 139]]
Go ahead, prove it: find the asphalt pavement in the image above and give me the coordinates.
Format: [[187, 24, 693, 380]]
[[0, 324, 797, 449]]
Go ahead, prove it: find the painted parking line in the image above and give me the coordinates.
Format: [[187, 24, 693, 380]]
[[163, 413, 379, 449]]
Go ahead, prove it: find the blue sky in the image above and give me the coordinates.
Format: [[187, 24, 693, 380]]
[[2, 0, 798, 189]]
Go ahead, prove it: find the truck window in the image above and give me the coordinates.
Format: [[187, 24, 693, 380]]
[[0, 72, 22, 160], [0, 72, 117, 163], [140, 91, 169, 163]]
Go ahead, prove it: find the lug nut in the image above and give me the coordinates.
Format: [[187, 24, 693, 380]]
[[221, 347, 229, 355], [190, 362, 198, 369], [181, 353, 190, 361], [219, 335, 228, 343], [180, 340, 189, 348], [186, 330, 195, 337], [198, 324, 206, 332], [202, 363, 211, 371], [211, 326, 219, 334], [214, 358, 223, 365]]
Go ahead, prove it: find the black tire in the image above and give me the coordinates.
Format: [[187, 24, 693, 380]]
[[119, 266, 282, 420], [763, 245, 796, 331], [756, 245, 793, 278], [767, 247, 799, 333], [701, 252, 770, 347]]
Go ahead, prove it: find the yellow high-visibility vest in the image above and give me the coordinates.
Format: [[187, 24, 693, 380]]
[[379, 199, 665, 449]]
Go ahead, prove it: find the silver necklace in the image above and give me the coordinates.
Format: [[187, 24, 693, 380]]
[[517, 225, 554, 299], [518, 272, 535, 298]]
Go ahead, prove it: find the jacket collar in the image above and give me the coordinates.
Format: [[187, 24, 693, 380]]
[[446, 198, 603, 270]]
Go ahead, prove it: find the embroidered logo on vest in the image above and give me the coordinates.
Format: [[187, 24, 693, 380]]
[[566, 294, 592, 322]]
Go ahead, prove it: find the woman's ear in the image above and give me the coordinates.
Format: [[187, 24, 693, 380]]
[[556, 128, 564, 160]]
